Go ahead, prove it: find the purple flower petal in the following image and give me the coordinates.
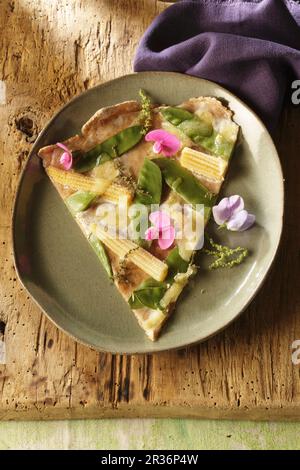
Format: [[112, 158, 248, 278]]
[[212, 195, 244, 226], [56, 142, 73, 170], [227, 209, 248, 231], [238, 212, 256, 231], [145, 129, 181, 157], [158, 225, 175, 250], [228, 195, 244, 216], [145, 130, 165, 142], [56, 142, 70, 153], [149, 210, 171, 229], [153, 141, 163, 154], [59, 151, 73, 170], [227, 209, 255, 231], [146, 210, 175, 250], [212, 197, 231, 225], [145, 226, 159, 241]]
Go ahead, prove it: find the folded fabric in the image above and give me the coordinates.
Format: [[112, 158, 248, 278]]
[[134, 0, 300, 133]]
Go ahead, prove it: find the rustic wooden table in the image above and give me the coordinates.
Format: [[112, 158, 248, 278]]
[[0, 0, 299, 424]]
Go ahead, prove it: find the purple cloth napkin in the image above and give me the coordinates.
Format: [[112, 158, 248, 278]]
[[134, 0, 300, 133]]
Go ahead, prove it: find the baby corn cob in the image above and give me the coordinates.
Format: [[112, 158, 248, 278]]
[[181, 147, 227, 181], [47, 167, 111, 194], [101, 183, 134, 205], [91, 225, 168, 282]]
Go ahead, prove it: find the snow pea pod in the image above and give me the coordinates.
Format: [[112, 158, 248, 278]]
[[153, 158, 216, 207], [161, 107, 213, 142], [161, 107, 195, 126], [66, 190, 97, 213], [73, 125, 144, 173], [194, 131, 235, 160], [89, 234, 113, 279], [134, 158, 162, 205], [131, 159, 162, 246], [161, 107, 235, 160]]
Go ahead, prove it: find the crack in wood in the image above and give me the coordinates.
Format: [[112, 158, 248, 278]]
[[108, 354, 117, 408], [142, 355, 153, 401], [35, 314, 43, 353], [123, 355, 132, 403], [116, 355, 132, 403], [0, 321, 6, 336]]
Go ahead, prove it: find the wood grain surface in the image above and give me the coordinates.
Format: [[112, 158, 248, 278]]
[[0, 0, 299, 420]]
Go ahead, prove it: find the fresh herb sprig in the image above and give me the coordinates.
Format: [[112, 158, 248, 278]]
[[115, 246, 140, 284], [139, 89, 152, 135], [204, 235, 249, 269]]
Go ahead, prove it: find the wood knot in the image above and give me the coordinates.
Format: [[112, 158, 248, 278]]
[[15, 115, 38, 142]]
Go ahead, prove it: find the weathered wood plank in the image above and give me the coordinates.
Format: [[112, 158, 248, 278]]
[[0, 0, 299, 420]]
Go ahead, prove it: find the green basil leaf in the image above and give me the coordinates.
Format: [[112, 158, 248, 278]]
[[128, 278, 167, 310], [134, 158, 162, 205], [128, 294, 144, 310], [153, 158, 216, 207], [165, 246, 189, 282], [128, 248, 190, 310], [66, 191, 97, 213], [89, 234, 113, 279], [74, 125, 144, 173]]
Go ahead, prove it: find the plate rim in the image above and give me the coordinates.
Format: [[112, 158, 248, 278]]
[[12, 71, 284, 354]]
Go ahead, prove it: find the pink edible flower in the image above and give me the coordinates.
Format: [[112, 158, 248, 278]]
[[212, 195, 255, 232], [145, 210, 175, 250], [56, 142, 73, 170], [145, 129, 181, 157]]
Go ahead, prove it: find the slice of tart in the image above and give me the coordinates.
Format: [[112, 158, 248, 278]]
[[38, 91, 239, 341]]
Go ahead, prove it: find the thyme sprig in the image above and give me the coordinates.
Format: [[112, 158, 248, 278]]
[[138, 89, 152, 135], [114, 160, 136, 192], [203, 235, 249, 270], [115, 246, 140, 284]]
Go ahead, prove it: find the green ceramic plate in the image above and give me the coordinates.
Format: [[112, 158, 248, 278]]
[[13, 72, 284, 354]]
